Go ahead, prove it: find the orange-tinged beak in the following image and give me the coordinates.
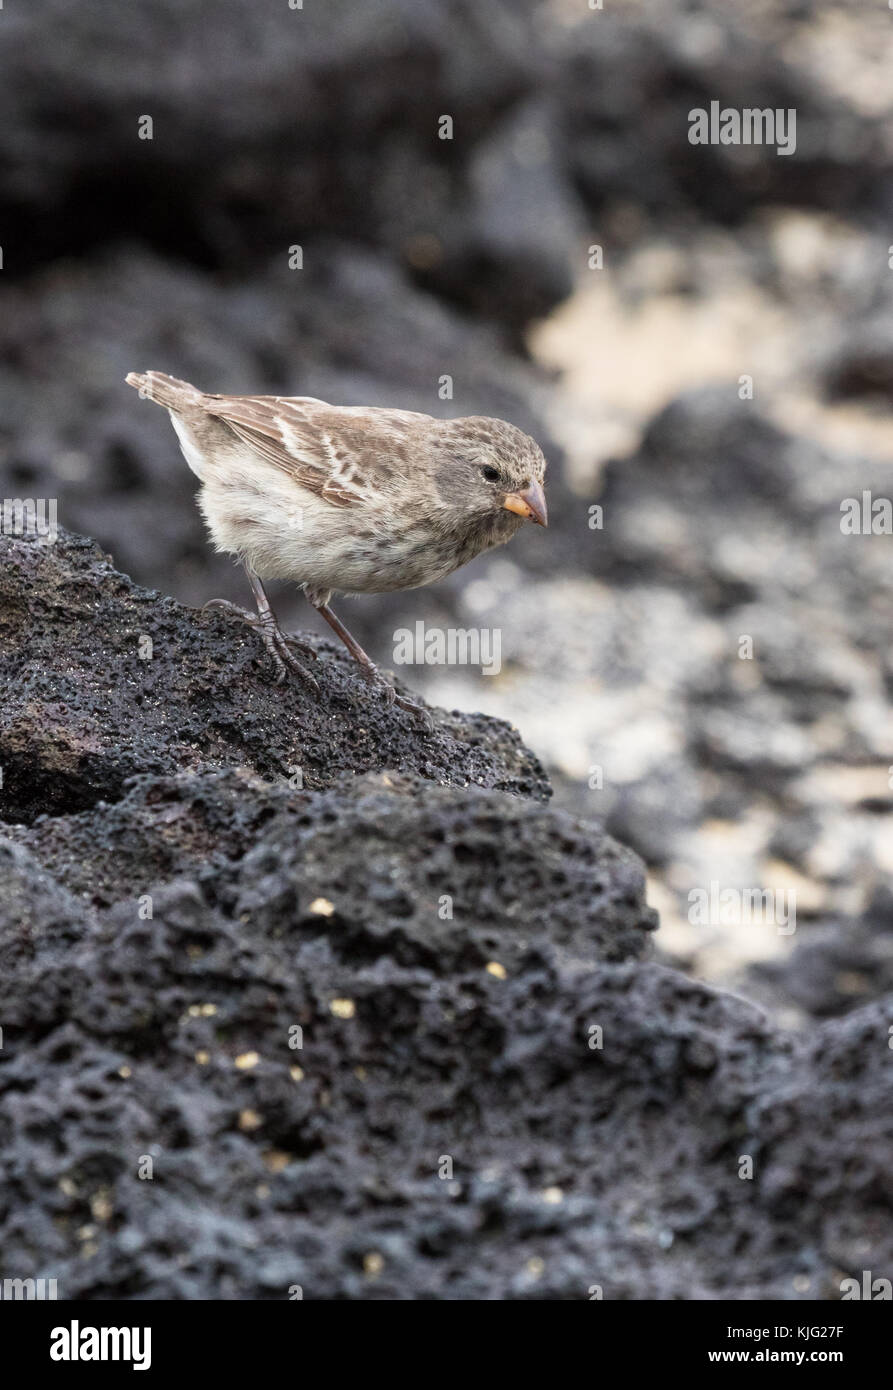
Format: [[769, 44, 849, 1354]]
[[502, 478, 548, 527]]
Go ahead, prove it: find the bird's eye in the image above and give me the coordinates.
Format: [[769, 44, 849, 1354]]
[[480, 465, 501, 483]]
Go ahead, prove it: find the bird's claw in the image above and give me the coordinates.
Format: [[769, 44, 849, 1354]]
[[202, 598, 257, 622], [282, 633, 318, 661], [266, 630, 320, 693], [394, 693, 434, 732], [357, 663, 433, 731], [202, 598, 319, 693]]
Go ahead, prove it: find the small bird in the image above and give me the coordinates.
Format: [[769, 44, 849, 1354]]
[[126, 371, 548, 724]]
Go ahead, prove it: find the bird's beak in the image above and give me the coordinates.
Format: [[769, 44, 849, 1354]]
[[503, 478, 548, 527]]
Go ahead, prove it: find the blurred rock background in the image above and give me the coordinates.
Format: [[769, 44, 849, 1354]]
[[2, 0, 891, 1020]]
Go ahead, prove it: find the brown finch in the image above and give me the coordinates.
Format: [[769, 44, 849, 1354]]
[[126, 371, 548, 726]]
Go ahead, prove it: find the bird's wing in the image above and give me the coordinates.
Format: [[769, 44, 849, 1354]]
[[203, 394, 373, 508]]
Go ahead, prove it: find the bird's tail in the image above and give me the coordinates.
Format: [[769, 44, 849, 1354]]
[[125, 370, 203, 411]]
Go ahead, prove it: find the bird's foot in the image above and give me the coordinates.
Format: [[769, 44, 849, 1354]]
[[356, 662, 434, 732], [202, 598, 320, 692]]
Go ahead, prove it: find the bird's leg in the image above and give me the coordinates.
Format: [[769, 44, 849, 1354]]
[[204, 567, 319, 691], [311, 600, 433, 730], [244, 571, 318, 662]]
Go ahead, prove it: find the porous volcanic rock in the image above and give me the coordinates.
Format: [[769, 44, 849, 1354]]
[[1, 526, 890, 1299], [0, 529, 550, 823], [0, 0, 576, 325]]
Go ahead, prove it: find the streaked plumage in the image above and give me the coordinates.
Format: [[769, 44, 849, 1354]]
[[126, 370, 548, 725]]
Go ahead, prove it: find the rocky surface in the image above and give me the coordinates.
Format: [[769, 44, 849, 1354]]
[[0, 0, 573, 331], [3, 0, 893, 1300], [559, 2, 893, 236], [1, 531, 890, 1299], [7, 1, 893, 306], [397, 378, 892, 1018], [0, 530, 550, 823]]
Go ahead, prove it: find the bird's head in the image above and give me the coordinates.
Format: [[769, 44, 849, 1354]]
[[437, 416, 548, 531]]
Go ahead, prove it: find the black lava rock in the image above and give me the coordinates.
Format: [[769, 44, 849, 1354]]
[[0, 529, 551, 822], [1, 527, 890, 1299]]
